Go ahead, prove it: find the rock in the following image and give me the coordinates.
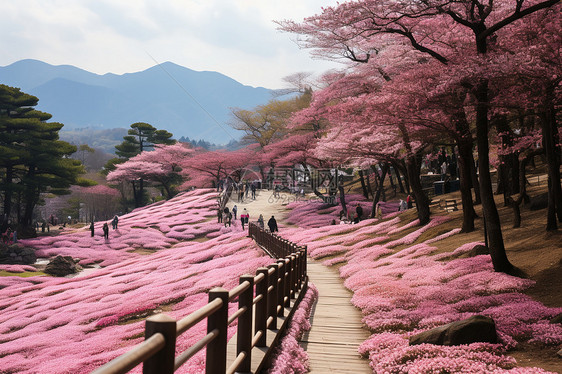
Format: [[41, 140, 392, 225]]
[[409, 315, 497, 346], [551, 313, 562, 324], [44, 255, 81, 277], [529, 193, 548, 211], [466, 245, 489, 257], [0, 244, 37, 264]]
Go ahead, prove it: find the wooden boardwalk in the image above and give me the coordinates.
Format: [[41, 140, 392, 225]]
[[301, 260, 372, 373]]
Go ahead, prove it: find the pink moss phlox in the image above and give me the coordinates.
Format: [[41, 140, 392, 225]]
[[0, 190, 274, 373], [0, 264, 38, 273], [267, 284, 318, 374]]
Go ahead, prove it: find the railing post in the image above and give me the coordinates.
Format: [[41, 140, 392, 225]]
[[276, 259, 285, 316], [206, 287, 229, 374], [295, 252, 301, 288], [255, 267, 269, 347], [237, 275, 254, 373], [283, 258, 291, 307], [289, 255, 296, 299], [303, 245, 308, 278], [268, 263, 279, 330], [143, 314, 177, 374]]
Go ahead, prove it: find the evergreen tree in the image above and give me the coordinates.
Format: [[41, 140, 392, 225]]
[[0, 85, 89, 233], [105, 122, 175, 207]]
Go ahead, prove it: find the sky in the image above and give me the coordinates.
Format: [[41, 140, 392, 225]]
[[0, 0, 344, 89]]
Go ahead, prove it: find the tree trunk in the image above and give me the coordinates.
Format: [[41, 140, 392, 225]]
[[21, 166, 38, 228], [370, 163, 389, 217], [470, 152, 482, 205], [366, 172, 374, 198], [1, 165, 14, 231], [358, 169, 369, 199], [392, 161, 406, 193], [455, 112, 476, 232], [398, 160, 411, 194], [541, 90, 562, 226], [406, 154, 430, 225], [339, 182, 348, 217], [475, 79, 513, 273]]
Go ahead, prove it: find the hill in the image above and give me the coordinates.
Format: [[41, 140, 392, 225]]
[[0, 59, 275, 144], [1, 182, 560, 372]]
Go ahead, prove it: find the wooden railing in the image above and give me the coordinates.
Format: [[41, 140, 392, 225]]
[[91, 235, 307, 374], [249, 222, 306, 259]]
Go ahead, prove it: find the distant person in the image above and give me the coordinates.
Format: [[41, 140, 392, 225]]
[[330, 219, 336, 225], [251, 183, 257, 199], [268, 215, 278, 233], [112, 215, 119, 230], [102, 222, 109, 239], [232, 205, 238, 220], [90, 221, 94, 237], [217, 208, 223, 223], [240, 208, 249, 230], [406, 195, 413, 209], [355, 204, 363, 221], [257, 214, 265, 229]]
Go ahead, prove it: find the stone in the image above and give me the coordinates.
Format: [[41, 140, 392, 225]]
[[466, 245, 489, 257], [409, 315, 497, 346], [44, 255, 81, 277], [0, 244, 37, 264]]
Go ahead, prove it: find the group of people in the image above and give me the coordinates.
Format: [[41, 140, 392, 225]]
[[235, 181, 258, 202], [336, 203, 365, 225], [90, 215, 119, 239], [217, 204, 278, 232]]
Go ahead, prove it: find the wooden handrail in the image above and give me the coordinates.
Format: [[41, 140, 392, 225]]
[[91, 227, 308, 374]]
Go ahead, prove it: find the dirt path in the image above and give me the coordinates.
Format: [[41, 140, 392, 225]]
[[225, 189, 293, 227]]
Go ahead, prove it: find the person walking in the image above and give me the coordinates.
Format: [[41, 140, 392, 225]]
[[112, 215, 119, 230], [217, 207, 223, 223], [268, 215, 278, 232], [90, 221, 95, 237], [251, 183, 256, 199], [232, 205, 238, 220], [257, 214, 264, 229], [102, 222, 109, 239], [240, 208, 249, 230]]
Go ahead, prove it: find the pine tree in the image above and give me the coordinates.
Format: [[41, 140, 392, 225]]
[[0, 85, 88, 233], [105, 122, 175, 207]]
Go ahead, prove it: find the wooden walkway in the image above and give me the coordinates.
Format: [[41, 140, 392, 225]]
[[301, 260, 372, 373]]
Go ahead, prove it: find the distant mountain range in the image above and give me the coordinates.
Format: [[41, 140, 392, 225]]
[[0, 59, 275, 144]]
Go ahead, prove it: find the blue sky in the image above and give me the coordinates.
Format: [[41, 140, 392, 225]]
[[0, 0, 343, 89]]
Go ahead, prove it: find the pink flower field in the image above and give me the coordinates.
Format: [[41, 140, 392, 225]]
[[2, 189, 561, 373], [282, 200, 562, 373], [0, 189, 274, 374]]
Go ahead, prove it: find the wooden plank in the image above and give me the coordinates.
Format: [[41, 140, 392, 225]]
[[301, 260, 371, 373]]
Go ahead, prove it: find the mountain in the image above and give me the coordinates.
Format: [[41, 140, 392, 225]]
[[0, 59, 275, 143]]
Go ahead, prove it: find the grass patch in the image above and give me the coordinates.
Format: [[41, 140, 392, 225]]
[[0, 270, 47, 277]]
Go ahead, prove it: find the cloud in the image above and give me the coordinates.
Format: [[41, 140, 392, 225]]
[[0, 0, 342, 88]]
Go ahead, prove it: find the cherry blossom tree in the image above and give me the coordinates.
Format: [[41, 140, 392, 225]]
[[107, 144, 194, 201], [278, 0, 561, 273]]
